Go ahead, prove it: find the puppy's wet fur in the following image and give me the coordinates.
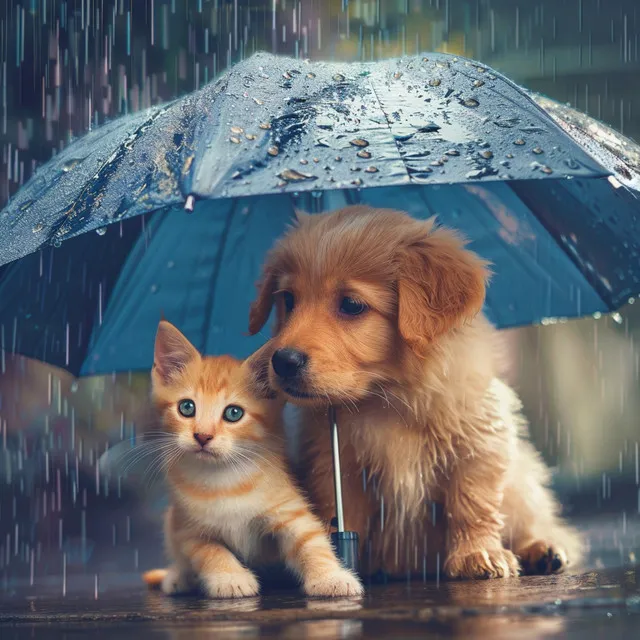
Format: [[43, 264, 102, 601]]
[[249, 205, 582, 580]]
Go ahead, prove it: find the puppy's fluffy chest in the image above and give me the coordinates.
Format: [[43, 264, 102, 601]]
[[339, 405, 446, 510]]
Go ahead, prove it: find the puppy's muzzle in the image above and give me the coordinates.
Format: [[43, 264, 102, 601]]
[[271, 348, 308, 381]]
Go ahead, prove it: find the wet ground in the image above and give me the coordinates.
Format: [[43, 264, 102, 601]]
[[1, 512, 639, 639], [1, 567, 639, 639]]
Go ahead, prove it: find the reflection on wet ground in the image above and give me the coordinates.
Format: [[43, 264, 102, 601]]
[[1, 514, 639, 639], [1, 569, 639, 638]]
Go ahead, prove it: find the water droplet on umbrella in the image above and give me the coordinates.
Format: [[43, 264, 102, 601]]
[[335, 156, 343, 162], [231, 126, 244, 134], [365, 166, 379, 173], [436, 61, 450, 68], [473, 80, 485, 88], [615, 165, 632, 180], [300, 159, 309, 165], [462, 98, 479, 108], [278, 169, 317, 182], [422, 57, 429, 62], [446, 149, 460, 156], [514, 138, 526, 145], [282, 71, 292, 80], [52, 239, 62, 248], [480, 150, 494, 159], [352, 178, 363, 186], [32, 222, 44, 234], [333, 73, 345, 82], [259, 123, 271, 130], [268, 146, 279, 156], [70, 382, 79, 393], [393, 71, 403, 80], [541, 165, 553, 174], [62, 159, 80, 173], [150, 284, 159, 294], [466, 167, 498, 179], [19, 200, 35, 211], [431, 160, 444, 167], [357, 150, 372, 159], [229, 136, 241, 144], [506, 153, 514, 159], [95, 227, 107, 236], [428, 79, 441, 87], [167, 261, 175, 269], [350, 138, 369, 148], [532, 147, 544, 154], [253, 97, 264, 105], [245, 133, 256, 140], [475, 66, 486, 73], [306, 72, 316, 79]]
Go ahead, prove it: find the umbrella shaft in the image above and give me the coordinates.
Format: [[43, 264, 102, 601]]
[[329, 406, 345, 533]]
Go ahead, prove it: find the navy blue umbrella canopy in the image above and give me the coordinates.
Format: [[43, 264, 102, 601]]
[[0, 52, 639, 377]]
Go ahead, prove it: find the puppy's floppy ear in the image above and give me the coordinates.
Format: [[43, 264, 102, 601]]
[[153, 320, 200, 383], [397, 222, 490, 356], [248, 264, 277, 335]]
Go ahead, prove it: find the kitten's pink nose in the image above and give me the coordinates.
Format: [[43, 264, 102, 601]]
[[193, 432, 213, 447]]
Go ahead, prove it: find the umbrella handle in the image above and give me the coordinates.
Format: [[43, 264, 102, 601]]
[[328, 406, 360, 573]]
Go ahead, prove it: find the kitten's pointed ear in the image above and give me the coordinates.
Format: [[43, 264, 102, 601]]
[[293, 207, 311, 225], [153, 321, 200, 383], [242, 341, 278, 400]]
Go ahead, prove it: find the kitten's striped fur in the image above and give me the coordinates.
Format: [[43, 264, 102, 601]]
[[142, 320, 363, 599]]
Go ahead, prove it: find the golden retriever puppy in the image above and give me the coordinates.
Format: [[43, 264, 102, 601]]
[[248, 206, 582, 580]]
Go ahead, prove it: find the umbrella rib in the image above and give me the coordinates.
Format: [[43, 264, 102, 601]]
[[199, 200, 239, 354], [506, 180, 616, 314]]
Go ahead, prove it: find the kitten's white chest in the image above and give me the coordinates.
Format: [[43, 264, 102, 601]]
[[173, 463, 266, 562]]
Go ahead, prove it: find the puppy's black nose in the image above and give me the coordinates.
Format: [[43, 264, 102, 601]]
[[271, 348, 308, 379]]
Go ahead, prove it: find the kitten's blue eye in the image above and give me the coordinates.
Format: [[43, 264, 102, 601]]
[[223, 405, 244, 423], [178, 399, 196, 417]]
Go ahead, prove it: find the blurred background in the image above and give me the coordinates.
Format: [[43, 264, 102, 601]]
[[0, 0, 639, 589]]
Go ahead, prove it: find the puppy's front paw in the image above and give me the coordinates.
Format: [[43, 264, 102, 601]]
[[445, 546, 520, 579], [202, 569, 260, 599], [303, 568, 364, 598], [517, 540, 568, 575], [161, 565, 198, 595]]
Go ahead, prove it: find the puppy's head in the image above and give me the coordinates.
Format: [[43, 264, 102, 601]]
[[248, 206, 489, 405]]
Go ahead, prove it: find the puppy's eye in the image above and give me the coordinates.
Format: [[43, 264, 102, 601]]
[[339, 296, 367, 316], [223, 405, 244, 423], [178, 399, 196, 417], [283, 291, 295, 313]]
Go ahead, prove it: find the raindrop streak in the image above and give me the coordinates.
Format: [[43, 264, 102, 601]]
[[62, 553, 67, 596]]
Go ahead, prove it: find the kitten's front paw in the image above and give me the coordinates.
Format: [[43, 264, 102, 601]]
[[202, 570, 260, 599], [161, 565, 198, 595], [445, 546, 520, 580], [303, 568, 364, 598]]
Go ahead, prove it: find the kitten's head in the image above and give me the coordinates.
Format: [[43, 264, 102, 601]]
[[151, 320, 282, 464]]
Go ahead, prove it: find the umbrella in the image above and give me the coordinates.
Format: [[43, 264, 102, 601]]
[[2, 51, 640, 572], [2, 51, 639, 374]]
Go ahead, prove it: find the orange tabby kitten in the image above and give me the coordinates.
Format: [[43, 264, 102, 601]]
[[142, 320, 363, 599]]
